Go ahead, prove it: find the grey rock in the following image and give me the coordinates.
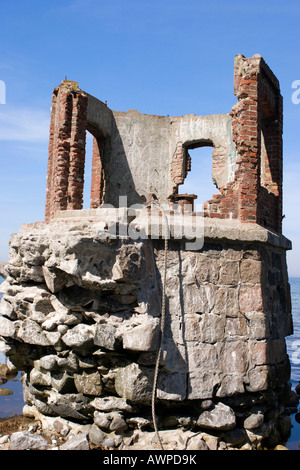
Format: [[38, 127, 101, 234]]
[[197, 402, 236, 431], [17, 318, 51, 346], [74, 370, 103, 396], [114, 363, 154, 405], [94, 323, 119, 350], [52, 418, 70, 436], [0, 262, 8, 278], [0, 315, 16, 338], [38, 354, 58, 370], [243, 411, 264, 430], [9, 431, 50, 450], [42, 311, 80, 331], [201, 400, 213, 410], [51, 371, 76, 393], [56, 352, 79, 372], [186, 436, 209, 450], [122, 317, 160, 352], [91, 396, 134, 412], [62, 324, 94, 349], [126, 416, 151, 429], [30, 367, 52, 387], [157, 372, 187, 401], [46, 331, 62, 348], [60, 433, 90, 450], [94, 411, 111, 430], [0, 297, 15, 319], [0, 435, 9, 444], [88, 424, 107, 446], [47, 392, 91, 420], [42, 266, 69, 293], [109, 412, 128, 432], [102, 437, 116, 448]]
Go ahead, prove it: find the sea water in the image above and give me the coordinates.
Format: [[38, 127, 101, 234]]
[[285, 278, 300, 449], [0, 275, 300, 447]]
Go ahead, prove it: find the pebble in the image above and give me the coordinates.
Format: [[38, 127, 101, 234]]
[[102, 437, 115, 448], [0, 435, 9, 444], [59, 433, 90, 451]]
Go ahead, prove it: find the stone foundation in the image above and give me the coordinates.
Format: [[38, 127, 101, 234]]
[[0, 215, 297, 449]]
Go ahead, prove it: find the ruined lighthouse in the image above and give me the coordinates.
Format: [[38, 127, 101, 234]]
[[0, 54, 296, 450]]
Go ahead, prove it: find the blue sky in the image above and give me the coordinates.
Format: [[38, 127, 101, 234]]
[[0, 0, 300, 276]]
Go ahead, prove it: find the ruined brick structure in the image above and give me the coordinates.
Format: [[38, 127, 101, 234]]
[[45, 54, 283, 234], [0, 55, 296, 450]]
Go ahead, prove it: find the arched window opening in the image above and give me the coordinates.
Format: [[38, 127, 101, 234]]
[[178, 145, 217, 211], [83, 127, 106, 210], [83, 130, 93, 209]]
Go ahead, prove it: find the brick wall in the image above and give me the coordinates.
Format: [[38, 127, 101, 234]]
[[45, 81, 88, 222], [202, 55, 283, 233]]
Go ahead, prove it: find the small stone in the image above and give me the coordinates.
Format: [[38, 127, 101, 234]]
[[28, 424, 38, 433], [94, 323, 119, 351], [74, 370, 103, 396], [197, 402, 236, 431], [9, 431, 50, 450], [17, 319, 51, 346], [57, 324, 68, 335], [102, 437, 115, 448], [60, 433, 90, 450], [22, 404, 37, 418], [109, 413, 128, 432], [88, 424, 107, 446], [0, 316, 16, 338], [243, 412, 264, 430], [51, 371, 75, 393], [39, 354, 58, 370], [42, 266, 68, 293], [62, 324, 94, 350], [126, 417, 152, 429], [122, 318, 160, 352], [90, 396, 134, 412], [203, 435, 218, 451], [201, 400, 213, 410], [53, 419, 70, 436], [94, 411, 111, 430], [186, 436, 208, 450]]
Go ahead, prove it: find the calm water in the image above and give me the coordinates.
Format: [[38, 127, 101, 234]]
[[285, 278, 300, 450], [0, 275, 300, 448]]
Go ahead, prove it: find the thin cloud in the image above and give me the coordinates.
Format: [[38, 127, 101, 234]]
[[0, 106, 50, 142]]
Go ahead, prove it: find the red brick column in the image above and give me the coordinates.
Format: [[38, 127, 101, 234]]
[[44, 81, 88, 221], [67, 93, 88, 210], [53, 90, 72, 215], [231, 54, 261, 224], [203, 55, 283, 232], [257, 63, 283, 232]]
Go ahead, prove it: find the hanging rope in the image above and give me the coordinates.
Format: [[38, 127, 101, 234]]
[[150, 200, 169, 451]]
